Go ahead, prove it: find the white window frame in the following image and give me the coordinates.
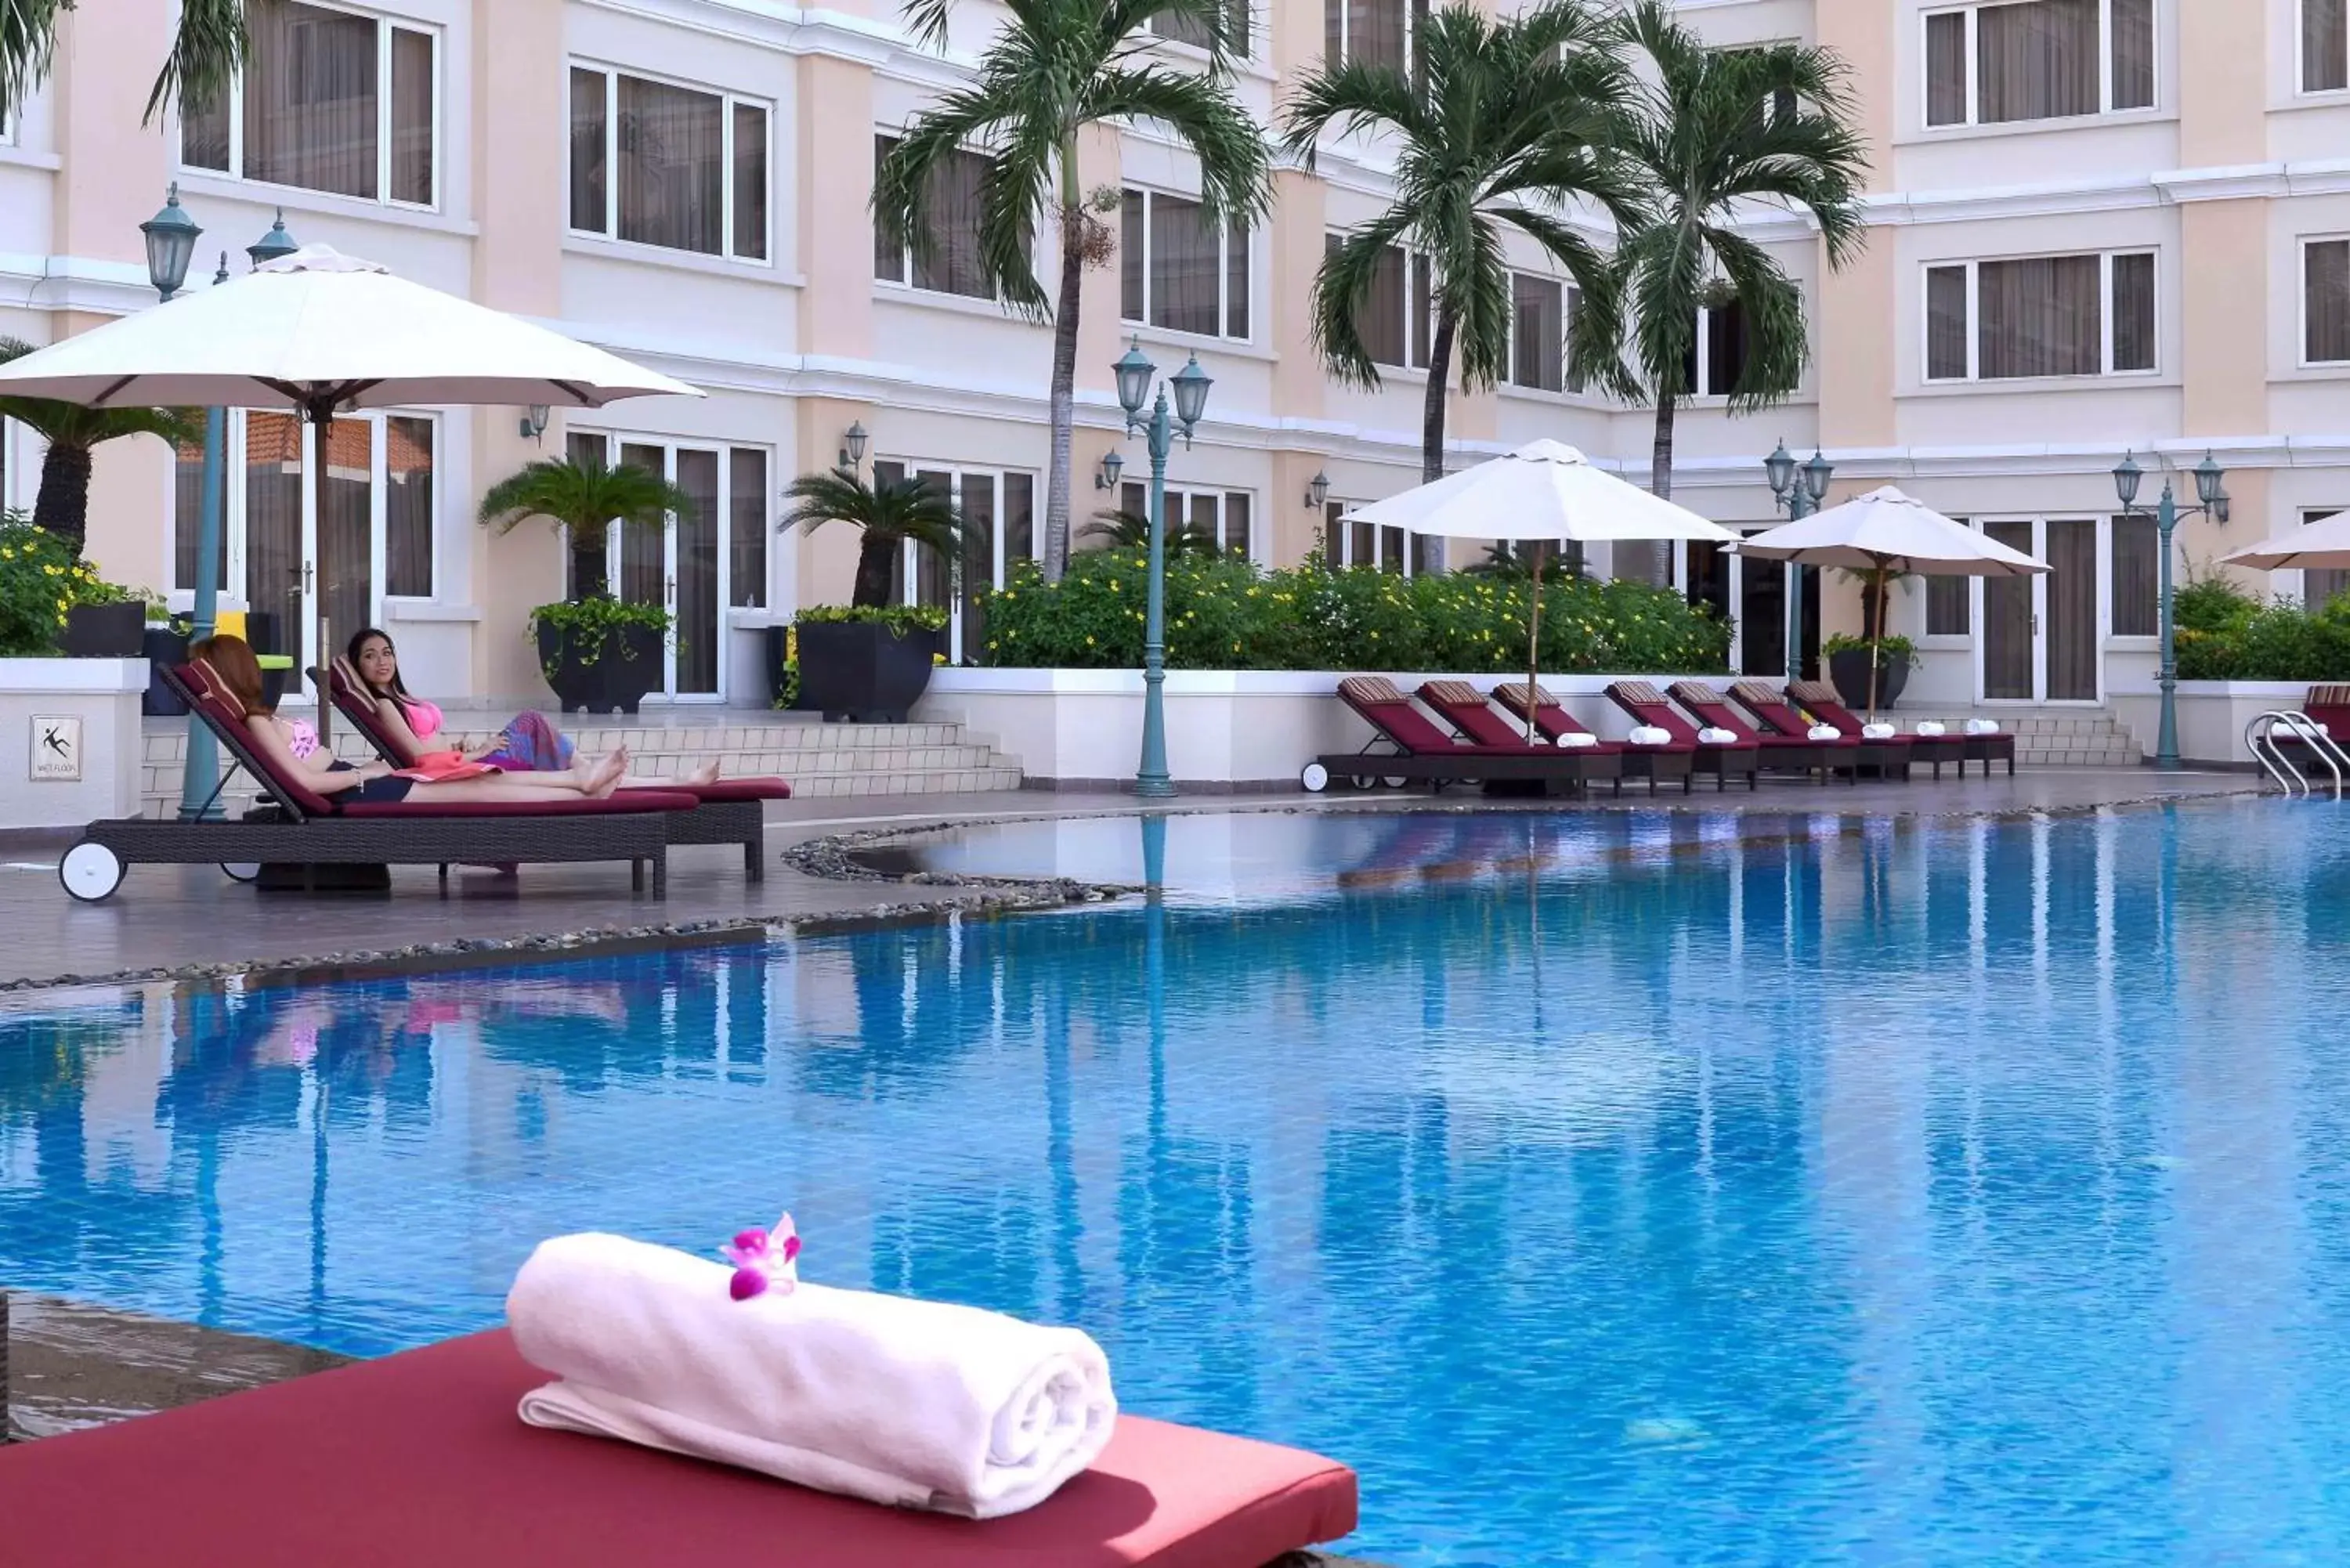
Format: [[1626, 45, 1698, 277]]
[[177, 0, 442, 211], [1920, 250, 2158, 384], [1327, 0, 1421, 73], [1921, 0, 2157, 129], [875, 461, 1039, 664], [871, 134, 1025, 299], [2298, 234, 2350, 367], [1121, 187, 1250, 343], [568, 62, 772, 267], [2301, 0, 2350, 96]]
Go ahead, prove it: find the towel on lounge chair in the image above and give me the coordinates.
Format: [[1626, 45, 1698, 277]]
[[1555, 731, 1597, 748], [1965, 719, 2001, 735], [1860, 721, 1896, 740], [508, 1233, 1116, 1520], [1628, 725, 1674, 746], [1695, 727, 1738, 746], [1806, 724, 1841, 741], [1914, 721, 1947, 736]]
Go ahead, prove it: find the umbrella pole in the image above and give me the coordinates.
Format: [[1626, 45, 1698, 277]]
[[1864, 560, 1889, 720], [307, 397, 334, 746], [1524, 544, 1546, 742]]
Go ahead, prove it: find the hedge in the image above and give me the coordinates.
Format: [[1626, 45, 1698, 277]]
[[2174, 576, 2350, 681]]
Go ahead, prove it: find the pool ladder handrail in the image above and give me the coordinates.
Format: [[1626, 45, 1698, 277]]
[[2247, 710, 2349, 799]]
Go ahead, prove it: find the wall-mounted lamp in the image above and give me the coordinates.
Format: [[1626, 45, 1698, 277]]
[[1303, 469, 1330, 510], [247, 208, 300, 270], [519, 404, 551, 443], [1095, 450, 1125, 491], [838, 421, 869, 471]]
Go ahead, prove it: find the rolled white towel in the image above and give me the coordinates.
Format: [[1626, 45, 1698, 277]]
[[1695, 726, 1738, 746], [1860, 721, 1896, 741], [1556, 731, 1598, 749], [1965, 719, 2001, 735], [1806, 724, 1842, 741], [1914, 721, 1947, 737], [508, 1232, 1116, 1519], [1628, 724, 1675, 746]]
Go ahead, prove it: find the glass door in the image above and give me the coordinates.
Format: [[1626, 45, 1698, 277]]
[[1979, 518, 2097, 703], [1980, 521, 2037, 699], [242, 411, 309, 684], [873, 462, 1036, 665], [578, 436, 734, 702]]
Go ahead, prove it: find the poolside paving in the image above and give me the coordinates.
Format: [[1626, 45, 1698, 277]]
[[0, 769, 2264, 990]]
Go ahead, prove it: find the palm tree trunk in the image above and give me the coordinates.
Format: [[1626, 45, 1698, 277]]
[[1041, 148, 1087, 586], [570, 538, 609, 599], [852, 533, 897, 609], [1416, 309, 1458, 576], [1649, 392, 1676, 501], [32, 441, 93, 559]]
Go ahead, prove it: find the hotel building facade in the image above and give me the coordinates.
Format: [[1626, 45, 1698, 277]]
[[1, 0, 2345, 710]]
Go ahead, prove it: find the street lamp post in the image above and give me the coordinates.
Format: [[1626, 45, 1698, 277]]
[[1764, 440, 1834, 683], [2114, 450, 2229, 771], [1111, 338, 1211, 798]]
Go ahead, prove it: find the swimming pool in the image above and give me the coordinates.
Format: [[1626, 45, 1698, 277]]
[[4, 801, 2348, 1563]]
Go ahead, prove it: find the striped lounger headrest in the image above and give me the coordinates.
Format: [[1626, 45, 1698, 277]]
[[1491, 681, 1553, 710], [1610, 681, 1668, 706], [1669, 681, 1729, 706], [1786, 680, 1839, 708], [1418, 680, 1485, 707], [1337, 676, 1408, 706], [1728, 681, 1785, 710], [2309, 685, 2350, 708]]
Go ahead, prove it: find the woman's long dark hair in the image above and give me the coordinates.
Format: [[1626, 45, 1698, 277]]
[[346, 627, 415, 703]]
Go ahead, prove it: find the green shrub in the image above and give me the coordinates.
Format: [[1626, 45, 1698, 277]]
[[0, 513, 143, 656], [2171, 575, 2350, 681], [978, 551, 1731, 674], [794, 603, 950, 636]]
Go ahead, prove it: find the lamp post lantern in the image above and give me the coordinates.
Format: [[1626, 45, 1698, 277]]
[[2116, 449, 2229, 771], [1764, 440, 1833, 683], [1112, 338, 1210, 798]]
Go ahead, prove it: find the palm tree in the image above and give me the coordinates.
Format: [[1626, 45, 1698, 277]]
[[1609, 0, 1868, 508], [1, 0, 243, 128], [477, 454, 699, 599], [874, 0, 1271, 584], [0, 339, 202, 558], [781, 468, 971, 610], [1079, 507, 1220, 556], [1282, 0, 1643, 572]]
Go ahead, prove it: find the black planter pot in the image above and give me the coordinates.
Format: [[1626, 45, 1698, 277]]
[[60, 602, 146, 658], [765, 624, 819, 711], [142, 626, 191, 715], [1828, 647, 1911, 711], [535, 621, 667, 714], [794, 621, 942, 723]]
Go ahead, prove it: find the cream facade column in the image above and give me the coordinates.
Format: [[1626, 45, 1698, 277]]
[[794, 48, 881, 611]]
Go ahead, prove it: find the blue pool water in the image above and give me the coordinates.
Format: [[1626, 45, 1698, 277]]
[[5, 801, 2350, 1563]]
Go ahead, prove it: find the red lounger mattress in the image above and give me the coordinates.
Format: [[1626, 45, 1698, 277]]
[[0, 1329, 1360, 1568]]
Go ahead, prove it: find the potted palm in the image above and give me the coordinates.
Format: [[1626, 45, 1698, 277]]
[[780, 469, 969, 721], [479, 453, 696, 714]]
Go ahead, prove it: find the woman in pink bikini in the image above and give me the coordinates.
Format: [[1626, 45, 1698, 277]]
[[345, 629, 718, 786]]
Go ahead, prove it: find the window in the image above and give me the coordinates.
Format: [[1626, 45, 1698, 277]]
[[1119, 483, 1253, 559], [1329, 237, 1431, 370], [2110, 514, 2157, 635], [2305, 239, 2350, 364], [180, 0, 437, 206], [873, 135, 1027, 299], [1508, 274, 1585, 394], [1681, 298, 1753, 398], [730, 449, 768, 609], [874, 461, 1036, 664], [1121, 190, 1250, 340], [1927, 572, 1972, 636], [1152, 0, 1250, 57], [2305, 509, 2348, 609], [569, 66, 768, 262], [1325, 500, 1415, 574], [1924, 0, 2154, 128], [2305, 0, 2348, 92], [1924, 251, 2155, 381], [1325, 0, 1427, 73]]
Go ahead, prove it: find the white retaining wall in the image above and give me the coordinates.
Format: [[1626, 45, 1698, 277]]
[[0, 658, 146, 828]]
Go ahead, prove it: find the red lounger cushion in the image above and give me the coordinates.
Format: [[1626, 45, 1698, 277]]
[[1337, 675, 1553, 756], [644, 779, 795, 802], [340, 789, 703, 819], [1605, 681, 1759, 751], [0, 1329, 1360, 1568]]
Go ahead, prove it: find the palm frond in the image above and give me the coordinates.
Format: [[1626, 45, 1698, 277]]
[[478, 456, 700, 537], [782, 468, 971, 556], [0, 0, 67, 128], [1309, 211, 1416, 389], [1083, 67, 1272, 222], [143, 0, 245, 125], [1080, 507, 1221, 555]]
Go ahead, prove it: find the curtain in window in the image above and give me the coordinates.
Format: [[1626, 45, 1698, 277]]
[[1224, 493, 1252, 559], [1926, 573, 1972, 636], [1564, 287, 1586, 392], [1324, 500, 1346, 567], [1978, 254, 2100, 378], [875, 137, 902, 280], [1003, 474, 1035, 567], [565, 432, 609, 600], [244, 414, 307, 656], [174, 437, 229, 594], [385, 416, 432, 598], [729, 448, 766, 609], [1120, 191, 1147, 319], [245, 0, 380, 200], [183, 89, 232, 172], [1359, 244, 1408, 367], [2305, 510, 2348, 609], [1510, 274, 1564, 392], [2110, 252, 2155, 372], [912, 150, 991, 298], [1925, 12, 1969, 125], [1976, 0, 2098, 123], [2109, 0, 2154, 110], [323, 416, 374, 645], [2108, 515, 2158, 635], [1346, 0, 1407, 70], [2307, 0, 2348, 92], [732, 104, 768, 261], [1704, 300, 1749, 396], [674, 449, 719, 695], [389, 28, 433, 205], [617, 443, 668, 609], [1150, 193, 1221, 336], [617, 76, 724, 256], [2308, 241, 2350, 363], [959, 475, 995, 665], [572, 70, 609, 234], [1927, 265, 1970, 379], [1225, 218, 1250, 338], [1411, 252, 1432, 369]]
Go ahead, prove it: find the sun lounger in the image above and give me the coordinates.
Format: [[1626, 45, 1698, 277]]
[[59, 662, 700, 902], [2269, 685, 2350, 771], [1303, 676, 1611, 795], [0, 1328, 1360, 1568], [1600, 681, 1761, 791], [1487, 681, 1696, 795], [1666, 681, 1856, 786], [318, 659, 790, 881], [1784, 681, 1967, 778], [1415, 681, 1626, 794], [1727, 681, 1913, 780]]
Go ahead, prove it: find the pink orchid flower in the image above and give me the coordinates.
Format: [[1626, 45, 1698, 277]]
[[721, 1212, 801, 1301]]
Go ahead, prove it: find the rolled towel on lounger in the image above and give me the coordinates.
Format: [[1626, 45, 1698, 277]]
[[508, 1232, 1116, 1519], [1861, 722, 1896, 740], [1914, 721, 1947, 737], [1555, 731, 1597, 749], [1965, 719, 2001, 735], [1806, 724, 1842, 741], [1695, 727, 1737, 746], [1629, 724, 1674, 746]]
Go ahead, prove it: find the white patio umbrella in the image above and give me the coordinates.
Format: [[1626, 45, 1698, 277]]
[[2218, 509, 2350, 570], [1736, 485, 2047, 713], [1340, 439, 1739, 739], [0, 244, 700, 739]]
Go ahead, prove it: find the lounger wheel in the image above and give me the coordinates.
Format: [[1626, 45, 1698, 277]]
[[220, 862, 261, 883], [1349, 775, 1378, 792], [1381, 775, 1408, 790], [59, 840, 123, 903], [1300, 761, 1330, 793]]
